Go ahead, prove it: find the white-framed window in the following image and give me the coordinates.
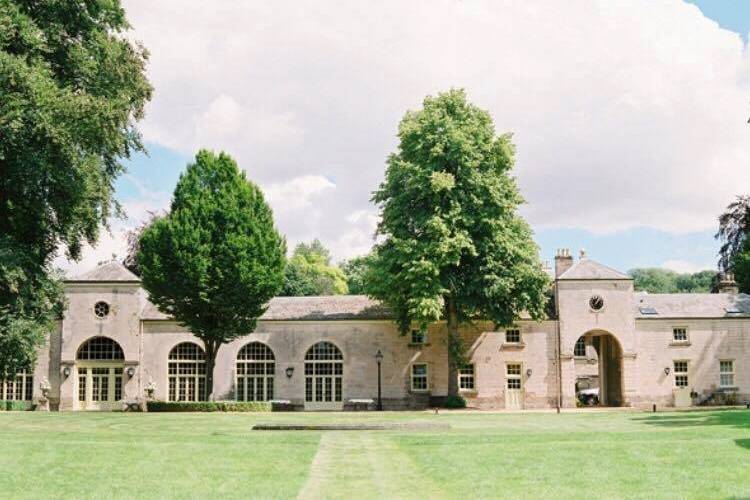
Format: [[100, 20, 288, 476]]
[[411, 363, 428, 392], [410, 329, 427, 345], [505, 328, 521, 344], [458, 365, 475, 391], [672, 327, 688, 342], [674, 360, 689, 387], [168, 343, 206, 402], [506, 363, 522, 390], [1, 369, 33, 401], [574, 337, 586, 357], [719, 360, 735, 388], [304, 341, 343, 404], [236, 342, 275, 402]]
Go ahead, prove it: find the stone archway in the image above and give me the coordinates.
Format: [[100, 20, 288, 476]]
[[590, 331, 623, 407], [574, 331, 624, 407]]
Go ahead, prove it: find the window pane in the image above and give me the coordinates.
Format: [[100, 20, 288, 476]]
[[506, 329, 520, 343]]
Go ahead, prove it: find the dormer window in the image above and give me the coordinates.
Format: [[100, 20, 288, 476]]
[[93, 301, 110, 318]]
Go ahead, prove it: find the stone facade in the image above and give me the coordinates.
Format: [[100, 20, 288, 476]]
[[20, 254, 750, 411]]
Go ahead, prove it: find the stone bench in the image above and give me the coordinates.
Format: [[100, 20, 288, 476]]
[[345, 398, 375, 411], [269, 399, 294, 412]]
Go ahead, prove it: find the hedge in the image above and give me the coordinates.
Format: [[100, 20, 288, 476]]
[[0, 400, 30, 411], [444, 395, 467, 409], [146, 400, 272, 412]]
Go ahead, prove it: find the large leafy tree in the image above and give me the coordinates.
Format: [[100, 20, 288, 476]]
[[716, 195, 750, 292], [340, 253, 375, 295], [280, 240, 348, 296], [138, 150, 286, 398], [368, 89, 549, 398], [0, 0, 151, 376]]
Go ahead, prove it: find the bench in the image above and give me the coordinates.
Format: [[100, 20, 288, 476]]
[[269, 399, 294, 412], [346, 398, 375, 411]]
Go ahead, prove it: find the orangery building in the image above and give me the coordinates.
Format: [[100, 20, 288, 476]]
[[5, 249, 749, 411]]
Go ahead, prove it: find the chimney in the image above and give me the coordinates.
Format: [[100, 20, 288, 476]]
[[555, 248, 573, 278], [719, 272, 739, 294]]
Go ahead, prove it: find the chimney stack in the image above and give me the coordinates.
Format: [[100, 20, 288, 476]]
[[554, 248, 573, 278], [719, 272, 739, 294]]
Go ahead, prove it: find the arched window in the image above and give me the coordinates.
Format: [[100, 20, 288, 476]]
[[304, 341, 343, 408], [236, 342, 275, 402], [77, 337, 124, 360], [76, 337, 125, 409], [168, 343, 206, 402]]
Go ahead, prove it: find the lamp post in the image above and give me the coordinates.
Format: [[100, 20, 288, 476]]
[[375, 349, 384, 411]]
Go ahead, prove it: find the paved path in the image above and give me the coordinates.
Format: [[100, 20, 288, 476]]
[[297, 432, 446, 500]]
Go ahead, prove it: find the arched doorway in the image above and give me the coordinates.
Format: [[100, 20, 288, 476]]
[[76, 337, 125, 410], [168, 342, 207, 402], [236, 342, 275, 401], [574, 331, 623, 407], [304, 341, 343, 410]]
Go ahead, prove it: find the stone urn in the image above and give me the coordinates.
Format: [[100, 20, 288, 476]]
[[36, 377, 51, 411]]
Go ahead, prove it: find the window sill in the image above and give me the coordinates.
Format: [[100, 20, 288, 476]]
[[459, 389, 477, 395], [408, 343, 430, 348], [410, 389, 429, 394], [669, 341, 691, 347], [501, 342, 525, 350]]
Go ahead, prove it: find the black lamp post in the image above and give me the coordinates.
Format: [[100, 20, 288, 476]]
[[375, 349, 384, 411]]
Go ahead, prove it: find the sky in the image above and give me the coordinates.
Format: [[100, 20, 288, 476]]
[[56, 0, 750, 277]]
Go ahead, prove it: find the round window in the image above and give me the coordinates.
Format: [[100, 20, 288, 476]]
[[94, 301, 110, 318], [589, 295, 604, 311]]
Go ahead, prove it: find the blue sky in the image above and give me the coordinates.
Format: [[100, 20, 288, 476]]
[[59, 1, 750, 276]]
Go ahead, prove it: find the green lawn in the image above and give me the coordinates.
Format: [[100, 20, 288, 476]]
[[0, 409, 748, 499]]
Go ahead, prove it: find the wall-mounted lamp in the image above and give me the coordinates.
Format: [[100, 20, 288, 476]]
[[526, 368, 533, 378], [62, 366, 71, 378], [285, 366, 295, 378], [126, 366, 136, 378], [664, 367, 670, 376]]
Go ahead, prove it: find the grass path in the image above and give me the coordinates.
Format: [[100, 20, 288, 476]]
[[297, 432, 446, 500]]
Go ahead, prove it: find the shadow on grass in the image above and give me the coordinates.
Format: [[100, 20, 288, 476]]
[[631, 409, 750, 429], [632, 410, 750, 451]]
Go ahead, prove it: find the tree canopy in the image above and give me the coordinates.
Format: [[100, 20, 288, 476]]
[[0, 0, 151, 377], [340, 254, 374, 296], [628, 268, 716, 294], [716, 195, 750, 293], [368, 89, 549, 397], [138, 150, 286, 398], [281, 240, 348, 296]]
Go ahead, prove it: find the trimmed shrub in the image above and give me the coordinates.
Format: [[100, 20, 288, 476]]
[[443, 395, 467, 409], [146, 400, 271, 412], [0, 400, 30, 411]]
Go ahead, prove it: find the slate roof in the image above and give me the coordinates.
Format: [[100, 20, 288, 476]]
[[68, 261, 139, 282], [558, 258, 631, 281], [141, 295, 392, 321], [635, 292, 750, 319]]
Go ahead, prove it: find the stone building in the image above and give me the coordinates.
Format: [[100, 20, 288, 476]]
[[5, 249, 749, 411]]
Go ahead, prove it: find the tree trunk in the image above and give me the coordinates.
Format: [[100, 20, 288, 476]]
[[446, 295, 460, 398], [205, 341, 218, 401]]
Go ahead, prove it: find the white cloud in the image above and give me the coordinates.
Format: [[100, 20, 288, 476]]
[[263, 175, 336, 212], [117, 0, 750, 259], [660, 259, 715, 274]]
